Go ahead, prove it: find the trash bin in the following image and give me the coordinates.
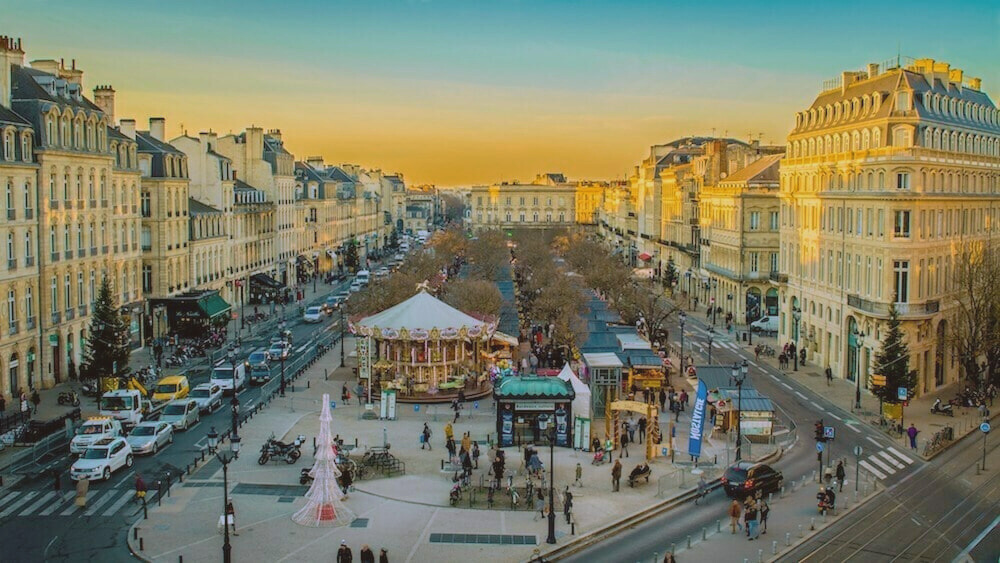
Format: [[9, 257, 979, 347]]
[[943, 426, 954, 441], [742, 332, 748, 342]]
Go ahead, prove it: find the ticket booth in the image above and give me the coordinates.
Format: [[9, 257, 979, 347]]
[[493, 375, 574, 448]]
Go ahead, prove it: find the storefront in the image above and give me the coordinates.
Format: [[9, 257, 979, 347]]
[[249, 273, 285, 304], [149, 290, 231, 337], [493, 375, 574, 448]]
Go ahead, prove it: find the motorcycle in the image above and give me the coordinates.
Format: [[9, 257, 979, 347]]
[[57, 391, 80, 407], [449, 483, 462, 506], [300, 466, 314, 485], [258, 434, 304, 465], [931, 398, 954, 417], [80, 382, 100, 397], [816, 490, 835, 515]]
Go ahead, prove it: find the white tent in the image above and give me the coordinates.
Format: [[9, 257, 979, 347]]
[[557, 363, 591, 419]]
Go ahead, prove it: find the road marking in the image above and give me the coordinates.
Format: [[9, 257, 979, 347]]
[[810, 401, 823, 410], [102, 490, 138, 517], [0, 491, 37, 517], [767, 373, 778, 381], [38, 492, 75, 516], [84, 489, 120, 515], [866, 436, 882, 447], [795, 391, 808, 400], [859, 460, 887, 480], [20, 491, 58, 516], [877, 451, 906, 469], [780, 383, 792, 390], [827, 413, 842, 421], [866, 455, 894, 474], [0, 492, 23, 510], [845, 424, 861, 433], [911, 517, 921, 526], [60, 495, 84, 516], [887, 447, 914, 464]]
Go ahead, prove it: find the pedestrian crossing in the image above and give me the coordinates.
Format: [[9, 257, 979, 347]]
[[0, 485, 159, 519], [857, 446, 914, 480]]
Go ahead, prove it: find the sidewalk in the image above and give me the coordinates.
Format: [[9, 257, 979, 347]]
[[127, 339, 718, 563]]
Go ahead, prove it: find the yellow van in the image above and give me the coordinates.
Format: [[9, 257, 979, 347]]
[[152, 375, 190, 402]]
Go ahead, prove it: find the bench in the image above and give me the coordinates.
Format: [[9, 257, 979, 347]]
[[628, 465, 652, 488]]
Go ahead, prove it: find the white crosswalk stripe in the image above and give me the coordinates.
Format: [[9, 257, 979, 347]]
[[84, 489, 121, 516], [859, 459, 887, 480], [0, 485, 146, 518], [38, 492, 75, 516], [0, 491, 23, 511], [887, 447, 914, 464], [877, 451, 906, 470], [20, 491, 58, 516], [0, 491, 37, 517], [101, 490, 137, 517], [866, 455, 894, 474]]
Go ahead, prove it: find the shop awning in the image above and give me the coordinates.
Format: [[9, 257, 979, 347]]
[[638, 252, 653, 261], [494, 375, 575, 400], [251, 273, 283, 289], [198, 293, 231, 320]]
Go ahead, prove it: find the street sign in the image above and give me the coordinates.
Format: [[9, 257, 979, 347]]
[[871, 374, 886, 387], [823, 426, 835, 440], [329, 401, 336, 409], [661, 447, 668, 456], [816, 442, 825, 452], [897, 387, 908, 401], [853, 445, 863, 456], [982, 422, 991, 434]]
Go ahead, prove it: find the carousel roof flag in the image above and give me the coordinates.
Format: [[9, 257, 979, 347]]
[[292, 393, 356, 527], [350, 290, 497, 341]]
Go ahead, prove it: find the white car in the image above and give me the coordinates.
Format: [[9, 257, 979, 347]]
[[125, 421, 173, 455], [70, 418, 124, 454], [159, 400, 201, 431], [303, 306, 325, 323], [70, 437, 133, 481], [189, 383, 223, 413], [349, 281, 362, 293], [268, 342, 291, 361]]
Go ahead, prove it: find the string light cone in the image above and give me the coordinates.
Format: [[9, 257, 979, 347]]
[[292, 394, 356, 527]]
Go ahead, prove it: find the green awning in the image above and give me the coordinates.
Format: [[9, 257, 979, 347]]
[[198, 293, 231, 320], [494, 376, 575, 400]]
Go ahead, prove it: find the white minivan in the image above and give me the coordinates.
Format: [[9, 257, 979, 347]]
[[750, 316, 779, 336], [355, 270, 371, 285], [210, 359, 247, 394]]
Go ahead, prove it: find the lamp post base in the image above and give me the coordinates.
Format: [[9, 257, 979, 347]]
[[546, 512, 557, 544]]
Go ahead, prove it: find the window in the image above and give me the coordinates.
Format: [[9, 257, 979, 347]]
[[142, 265, 152, 292], [893, 260, 909, 302], [6, 232, 12, 262], [770, 253, 778, 273], [76, 223, 83, 249], [7, 290, 14, 325], [25, 287, 33, 322], [89, 271, 95, 306], [24, 232, 31, 261], [5, 182, 11, 211], [896, 173, 910, 190], [749, 252, 759, 273], [749, 211, 760, 230], [49, 226, 56, 253], [77, 272, 84, 306], [64, 274, 70, 311], [50, 276, 57, 313], [894, 211, 911, 237], [141, 192, 150, 217], [64, 225, 71, 251], [769, 211, 779, 231]]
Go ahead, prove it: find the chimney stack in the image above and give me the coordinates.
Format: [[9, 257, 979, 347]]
[[0, 36, 25, 107], [92, 85, 115, 122], [267, 128, 281, 142], [969, 77, 982, 91], [949, 68, 964, 86], [867, 63, 879, 79], [306, 156, 325, 169], [149, 117, 165, 141], [119, 119, 136, 140]]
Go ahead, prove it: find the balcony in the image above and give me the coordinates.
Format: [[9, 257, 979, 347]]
[[90, 247, 97, 256], [78, 304, 87, 317], [132, 205, 138, 214], [51, 311, 61, 324], [141, 244, 151, 251], [65, 308, 74, 321], [131, 243, 137, 251], [64, 250, 72, 259], [49, 200, 59, 210], [76, 200, 84, 209], [689, 218, 699, 225], [89, 199, 97, 208], [64, 200, 72, 210], [101, 245, 108, 254], [8, 321, 17, 335], [26, 317, 35, 330], [24, 208, 33, 219], [50, 252, 59, 262], [25, 256, 33, 267], [77, 249, 85, 258], [846, 294, 940, 318], [101, 200, 108, 208], [6, 258, 14, 270], [6, 209, 14, 220], [769, 271, 788, 283]]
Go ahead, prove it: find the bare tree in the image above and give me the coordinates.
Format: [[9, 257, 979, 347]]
[[466, 230, 508, 281], [442, 279, 504, 319], [618, 280, 680, 345], [951, 241, 1000, 387]]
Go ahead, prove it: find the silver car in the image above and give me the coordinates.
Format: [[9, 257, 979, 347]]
[[189, 383, 223, 413], [125, 421, 173, 455], [159, 400, 201, 431]]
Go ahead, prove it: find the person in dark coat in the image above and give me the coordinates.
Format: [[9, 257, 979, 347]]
[[638, 417, 647, 444], [611, 459, 622, 492], [359, 545, 375, 563], [340, 466, 353, 498], [379, 548, 389, 563], [337, 541, 353, 563]]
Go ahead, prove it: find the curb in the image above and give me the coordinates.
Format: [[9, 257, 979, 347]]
[[918, 410, 999, 461]]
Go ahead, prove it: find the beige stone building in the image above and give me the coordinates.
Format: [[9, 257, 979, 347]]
[[469, 181, 577, 230], [699, 153, 783, 323], [777, 58, 1000, 396]]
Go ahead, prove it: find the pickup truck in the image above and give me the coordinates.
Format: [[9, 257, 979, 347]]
[[99, 389, 155, 428], [70, 417, 124, 455]]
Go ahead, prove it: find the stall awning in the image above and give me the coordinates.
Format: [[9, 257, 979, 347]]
[[494, 375, 575, 400], [198, 293, 231, 320], [638, 252, 652, 261]]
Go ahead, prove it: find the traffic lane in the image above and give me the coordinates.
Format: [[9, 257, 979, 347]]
[[0, 515, 136, 563]]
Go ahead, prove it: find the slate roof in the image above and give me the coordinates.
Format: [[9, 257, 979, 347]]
[[719, 153, 783, 185], [234, 179, 263, 192], [189, 198, 222, 214], [11, 66, 102, 112], [136, 131, 184, 155], [0, 105, 30, 126], [106, 126, 132, 142], [325, 167, 356, 182]]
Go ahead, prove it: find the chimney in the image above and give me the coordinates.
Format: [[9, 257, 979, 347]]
[[0, 36, 25, 107], [199, 131, 212, 153], [948, 68, 963, 86], [267, 128, 281, 142], [246, 127, 264, 158], [932, 61, 950, 84], [119, 119, 136, 140], [30, 58, 60, 75], [306, 156, 325, 169], [867, 63, 879, 79], [92, 85, 115, 122], [969, 77, 982, 91], [149, 117, 165, 141]]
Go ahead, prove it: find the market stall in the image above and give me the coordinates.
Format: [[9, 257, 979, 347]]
[[556, 363, 592, 450], [494, 375, 575, 448]]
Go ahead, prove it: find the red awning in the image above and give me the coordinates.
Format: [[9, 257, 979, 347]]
[[638, 252, 653, 261]]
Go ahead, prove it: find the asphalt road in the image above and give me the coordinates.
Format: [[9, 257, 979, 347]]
[[0, 277, 353, 563], [779, 422, 1000, 563], [563, 310, 925, 563]]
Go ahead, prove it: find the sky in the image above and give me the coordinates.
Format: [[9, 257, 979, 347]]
[[3, 0, 998, 185]]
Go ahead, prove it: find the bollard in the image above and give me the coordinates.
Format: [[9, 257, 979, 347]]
[[768, 492, 773, 504], [143, 497, 148, 519], [313, 437, 317, 450], [797, 524, 803, 538], [686, 535, 691, 549], [772, 540, 778, 555], [441, 459, 444, 470], [134, 528, 138, 540], [140, 538, 144, 551], [307, 381, 311, 389], [571, 521, 575, 535], [702, 527, 707, 540], [201, 450, 205, 462], [716, 519, 722, 533], [780, 486, 785, 498], [157, 482, 162, 506], [180, 557, 183, 563], [810, 517, 816, 530], [757, 548, 763, 562], [785, 532, 791, 546]]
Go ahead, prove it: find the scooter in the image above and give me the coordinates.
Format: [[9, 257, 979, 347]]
[[931, 398, 954, 417], [58, 391, 80, 406], [258, 434, 305, 465], [80, 382, 100, 397], [449, 483, 462, 506], [816, 490, 835, 515]]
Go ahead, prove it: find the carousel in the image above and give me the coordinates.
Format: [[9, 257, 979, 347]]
[[349, 290, 513, 402]]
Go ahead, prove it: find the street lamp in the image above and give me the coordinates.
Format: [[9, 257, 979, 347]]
[[209, 427, 241, 563], [154, 308, 163, 341], [707, 325, 715, 364], [678, 312, 687, 379], [711, 279, 718, 326], [226, 348, 240, 436], [731, 360, 748, 461], [340, 306, 346, 367], [852, 329, 865, 410], [539, 415, 557, 544], [792, 306, 802, 371]]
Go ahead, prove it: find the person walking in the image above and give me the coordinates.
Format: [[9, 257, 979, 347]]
[[759, 498, 770, 535], [835, 460, 846, 492], [533, 488, 545, 521], [744, 499, 757, 540], [611, 460, 622, 492], [619, 430, 630, 458], [341, 383, 349, 404], [341, 466, 353, 498], [359, 545, 375, 563], [728, 499, 742, 533], [574, 462, 583, 487], [421, 423, 432, 450], [226, 501, 238, 536], [337, 540, 353, 563], [134, 474, 147, 504], [658, 388, 667, 412], [461, 432, 471, 455], [907, 424, 919, 450], [444, 421, 454, 444], [563, 486, 573, 523], [638, 417, 647, 444], [446, 437, 457, 462], [627, 417, 637, 442], [379, 548, 389, 563], [30, 390, 40, 415], [680, 389, 689, 411], [472, 442, 480, 469], [825, 367, 833, 386]]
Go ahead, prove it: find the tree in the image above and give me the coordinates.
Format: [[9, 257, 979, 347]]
[[871, 305, 917, 405], [618, 280, 679, 346], [440, 192, 466, 224], [466, 230, 507, 281], [442, 280, 504, 319], [343, 240, 360, 272], [389, 227, 399, 249], [664, 256, 679, 289], [81, 277, 131, 390], [951, 241, 1000, 388]]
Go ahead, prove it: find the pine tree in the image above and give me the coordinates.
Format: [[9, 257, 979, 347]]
[[81, 278, 131, 389], [871, 305, 917, 404], [664, 256, 679, 288], [344, 240, 360, 272]]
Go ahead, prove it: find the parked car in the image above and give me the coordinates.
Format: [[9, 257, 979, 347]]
[[268, 341, 291, 361], [70, 437, 133, 481], [722, 461, 783, 499], [70, 418, 124, 454], [125, 421, 174, 455], [336, 291, 351, 303], [303, 306, 325, 323], [750, 316, 779, 336], [159, 400, 201, 431], [189, 383, 223, 413], [349, 281, 363, 293], [151, 375, 191, 402], [375, 267, 390, 279]]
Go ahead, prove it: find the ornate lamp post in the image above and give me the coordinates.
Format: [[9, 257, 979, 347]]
[[539, 415, 557, 544], [208, 427, 241, 563], [707, 325, 715, 364], [226, 348, 240, 436], [279, 322, 287, 398], [678, 312, 687, 378], [731, 360, 748, 460], [852, 328, 865, 410], [792, 306, 802, 371]]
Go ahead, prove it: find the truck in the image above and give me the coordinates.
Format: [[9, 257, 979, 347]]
[[99, 380, 165, 429], [211, 360, 247, 394], [70, 417, 124, 454]]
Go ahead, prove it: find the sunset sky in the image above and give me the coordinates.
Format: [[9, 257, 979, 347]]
[[3, 0, 997, 185]]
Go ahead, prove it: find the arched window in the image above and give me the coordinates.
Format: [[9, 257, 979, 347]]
[[862, 129, 870, 150], [833, 135, 841, 153], [872, 128, 881, 148]]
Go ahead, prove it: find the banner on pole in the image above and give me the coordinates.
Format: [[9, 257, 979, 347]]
[[687, 380, 708, 458]]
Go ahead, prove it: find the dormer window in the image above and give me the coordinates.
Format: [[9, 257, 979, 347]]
[[21, 133, 31, 161], [896, 91, 911, 112]]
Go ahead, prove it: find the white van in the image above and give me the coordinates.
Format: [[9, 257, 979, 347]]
[[210, 360, 247, 394], [355, 270, 371, 285], [750, 316, 779, 336]]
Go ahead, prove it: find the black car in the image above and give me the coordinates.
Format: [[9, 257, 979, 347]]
[[722, 461, 783, 499]]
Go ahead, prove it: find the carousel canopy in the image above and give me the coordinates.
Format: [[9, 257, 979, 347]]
[[351, 290, 496, 341]]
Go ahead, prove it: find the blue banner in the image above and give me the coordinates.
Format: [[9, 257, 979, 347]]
[[687, 380, 708, 459]]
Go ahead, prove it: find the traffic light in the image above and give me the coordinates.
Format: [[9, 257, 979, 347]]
[[814, 420, 827, 442]]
